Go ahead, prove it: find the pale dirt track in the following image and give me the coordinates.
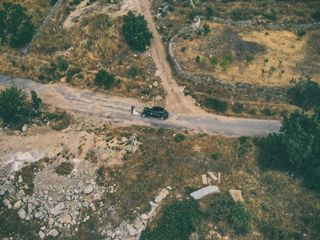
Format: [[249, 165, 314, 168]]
[[0, 75, 280, 136]]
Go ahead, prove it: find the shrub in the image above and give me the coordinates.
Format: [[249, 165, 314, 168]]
[[0, 87, 31, 125], [127, 66, 139, 78], [205, 6, 215, 19], [174, 133, 186, 142], [203, 23, 211, 35], [95, 69, 116, 89], [55, 162, 74, 175], [204, 97, 228, 113], [210, 56, 218, 65], [0, 2, 35, 48], [141, 200, 201, 240], [47, 112, 70, 131], [288, 78, 320, 110], [31, 90, 42, 115], [211, 152, 223, 160], [50, 0, 58, 6], [56, 56, 69, 71], [232, 102, 244, 113], [208, 194, 252, 235], [122, 11, 153, 52], [246, 53, 254, 63], [257, 111, 320, 192], [312, 10, 320, 21], [230, 202, 252, 234], [296, 30, 306, 37]]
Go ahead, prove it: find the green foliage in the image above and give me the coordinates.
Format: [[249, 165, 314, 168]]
[[0, 87, 31, 125], [0, 2, 35, 48], [127, 66, 139, 78], [55, 162, 74, 176], [56, 56, 69, 71], [95, 69, 116, 89], [47, 112, 70, 131], [50, 0, 58, 6], [232, 102, 244, 113], [122, 11, 153, 52], [210, 56, 218, 65], [31, 90, 42, 115], [205, 6, 215, 19], [203, 23, 211, 35], [208, 194, 252, 235], [174, 133, 186, 142], [257, 111, 320, 192], [296, 30, 306, 37], [141, 200, 201, 240], [204, 97, 228, 113], [288, 78, 320, 110], [312, 10, 320, 21], [246, 53, 254, 63], [220, 53, 234, 70]]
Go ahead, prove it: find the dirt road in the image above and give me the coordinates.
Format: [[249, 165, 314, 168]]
[[0, 75, 280, 136]]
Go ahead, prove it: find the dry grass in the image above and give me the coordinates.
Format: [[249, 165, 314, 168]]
[[96, 126, 320, 239], [174, 22, 320, 86]]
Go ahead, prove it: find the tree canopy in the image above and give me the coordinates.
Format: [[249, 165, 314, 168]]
[[257, 110, 320, 192], [122, 11, 153, 52], [0, 2, 35, 48]]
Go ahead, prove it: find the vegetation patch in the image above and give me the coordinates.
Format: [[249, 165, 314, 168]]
[[141, 200, 201, 240], [55, 162, 74, 176]]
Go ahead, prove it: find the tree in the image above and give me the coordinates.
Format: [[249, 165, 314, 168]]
[[122, 11, 153, 52], [31, 90, 42, 115], [95, 69, 116, 89], [257, 111, 320, 192], [288, 78, 320, 110], [0, 87, 31, 125], [0, 2, 35, 48]]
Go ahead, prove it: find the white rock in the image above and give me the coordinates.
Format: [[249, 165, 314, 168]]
[[190, 186, 220, 200], [18, 175, 23, 183], [202, 174, 208, 185], [13, 200, 22, 209], [59, 214, 72, 224], [34, 211, 44, 219], [229, 189, 244, 202], [48, 229, 59, 237], [84, 185, 94, 194], [18, 208, 27, 219], [127, 224, 137, 236], [207, 172, 218, 181], [39, 230, 45, 239], [141, 214, 149, 220], [51, 202, 65, 216], [22, 124, 28, 132], [3, 199, 12, 209]]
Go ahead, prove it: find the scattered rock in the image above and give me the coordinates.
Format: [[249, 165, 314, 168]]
[[190, 186, 220, 200], [48, 229, 59, 237], [13, 200, 22, 209], [22, 124, 28, 132], [229, 189, 244, 202], [39, 230, 45, 239], [207, 171, 217, 181], [202, 174, 208, 185], [51, 202, 65, 216], [18, 208, 27, 219], [18, 175, 23, 183], [59, 214, 72, 224], [84, 185, 94, 194], [3, 199, 12, 209]]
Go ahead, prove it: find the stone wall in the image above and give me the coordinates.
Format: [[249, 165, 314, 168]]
[[168, 17, 320, 102]]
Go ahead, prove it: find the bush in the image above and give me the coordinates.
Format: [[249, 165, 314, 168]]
[[210, 56, 218, 65], [56, 56, 69, 71], [50, 0, 58, 6], [0, 87, 31, 125], [204, 97, 228, 113], [296, 30, 306, 37], [0, 2, 35, 48], [312, 10, 320, 21], [127, 66, 139, 78], [55, 162, 74, 175], [205, 6, 215, 19], [31, 90, 42, 115], [257, 111, 320, 192], [95, 69, 116, 89], [174, 133, 186, 142], [208, 194, 252, 235], [288, 78, 320, 110], [122, 11, 153, 52], [232, 102, 244, 113], [141, 200, 201, 240]]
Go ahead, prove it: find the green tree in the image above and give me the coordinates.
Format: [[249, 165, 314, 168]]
[[95, 69, 116, 89], [0, 87, 31, 125], [257, 111, 320, 192], [288, 78, 320, 110], [0, 2, 35, 48], [230, 202, 252, 234], [122, 11, 153, 52]]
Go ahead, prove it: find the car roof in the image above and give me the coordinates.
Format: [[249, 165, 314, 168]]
[[152, 106, 165, 111]]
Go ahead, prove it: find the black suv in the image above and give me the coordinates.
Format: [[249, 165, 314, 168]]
[[141, 106, 169, 120]]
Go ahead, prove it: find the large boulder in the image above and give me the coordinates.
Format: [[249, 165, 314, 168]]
[[190, 186, 220, 200]]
